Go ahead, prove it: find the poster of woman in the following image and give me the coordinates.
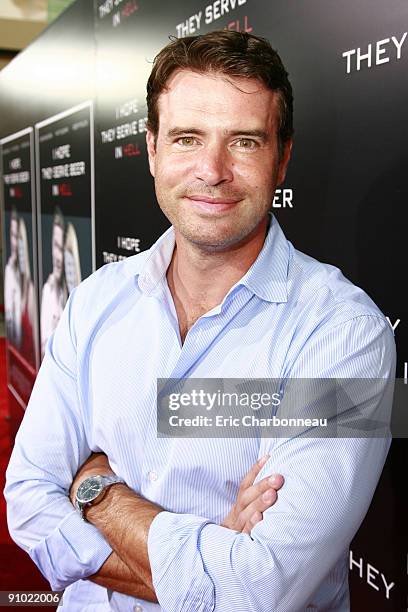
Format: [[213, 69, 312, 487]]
[[36, 103, 94, 358], [1, 127, 39, 405]]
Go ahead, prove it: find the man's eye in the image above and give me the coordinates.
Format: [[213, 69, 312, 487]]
[[177, 137, 197, 146], [236, 139, 257, 149]]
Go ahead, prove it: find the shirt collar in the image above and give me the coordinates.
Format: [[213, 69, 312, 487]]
[[137, 213, 289, 304]]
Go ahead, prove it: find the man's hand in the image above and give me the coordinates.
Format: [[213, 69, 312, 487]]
[[222, 454, 284, 534]]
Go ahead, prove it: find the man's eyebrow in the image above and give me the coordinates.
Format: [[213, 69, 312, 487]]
[[166, 127, 206, 138], [166, 127, 269, 141], [226, 129, 269, 142]]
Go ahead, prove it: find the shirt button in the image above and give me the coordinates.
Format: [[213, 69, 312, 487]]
[[134, 605, 143, 612], [148, 470, 158, 482]]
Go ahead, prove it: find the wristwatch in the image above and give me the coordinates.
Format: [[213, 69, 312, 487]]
[[75, 474, 125, 520]]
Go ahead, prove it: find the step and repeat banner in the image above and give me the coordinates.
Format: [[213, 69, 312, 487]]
[[0, 0, 406, 609]]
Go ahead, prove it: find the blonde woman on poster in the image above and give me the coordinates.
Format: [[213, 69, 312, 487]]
[[18, 217, 36, 367], [40, 207, 68, 358], [64, 222, 82, 295], [4, 208, 22, 349]]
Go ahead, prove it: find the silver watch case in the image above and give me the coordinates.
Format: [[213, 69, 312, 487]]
[[75, 474, 125, 520]]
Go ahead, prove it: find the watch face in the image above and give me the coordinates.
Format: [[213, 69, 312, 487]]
[[76, 476, 104, 504]]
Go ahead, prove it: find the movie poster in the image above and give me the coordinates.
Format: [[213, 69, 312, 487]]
[[35, 102, 94, 358], [1, 127, 38, 407], [94, 0, 172, 267]]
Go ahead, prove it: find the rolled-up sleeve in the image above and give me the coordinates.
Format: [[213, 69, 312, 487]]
[[4, 288, 112, 591], [147, 315, 396, 611]]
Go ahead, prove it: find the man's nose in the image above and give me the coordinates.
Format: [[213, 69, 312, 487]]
[[194, 143, 233, 186]]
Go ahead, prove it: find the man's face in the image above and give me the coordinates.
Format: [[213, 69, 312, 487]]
[[10, 218, 18, 259], [52, 224, 64, 282], [146, 70, 292, 250]]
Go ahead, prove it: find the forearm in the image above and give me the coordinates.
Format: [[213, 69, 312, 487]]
[[89, 550, 156, 601], [85, 484, 162, 603]]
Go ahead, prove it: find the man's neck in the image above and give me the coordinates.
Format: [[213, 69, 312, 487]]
[[166, 216, 270, 339]]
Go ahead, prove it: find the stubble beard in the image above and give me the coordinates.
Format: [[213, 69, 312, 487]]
[[157, 186, 269, 253], [177, 213, 268, 253]]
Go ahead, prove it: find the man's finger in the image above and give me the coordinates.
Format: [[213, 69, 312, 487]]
[[238, 454, 270, 492], [242, 510, 263, 534], [233, 486, 279, 532], [239, 473, 284, 509]]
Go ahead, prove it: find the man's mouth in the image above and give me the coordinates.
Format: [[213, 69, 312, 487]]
[[185, 195, 241, 213]]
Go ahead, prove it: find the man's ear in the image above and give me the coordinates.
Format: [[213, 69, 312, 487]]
[[277, 138, 293, 186], [146, 129, 156, 177]]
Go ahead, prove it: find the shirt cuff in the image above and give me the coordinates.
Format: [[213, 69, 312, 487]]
[[29, 508, 113, 591], [148, 511, 215, 612]]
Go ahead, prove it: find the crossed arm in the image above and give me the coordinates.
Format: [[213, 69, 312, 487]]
[[5, 287, 395, 610], [69, 452, 284, 601]]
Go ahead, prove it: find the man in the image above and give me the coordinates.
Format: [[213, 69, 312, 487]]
[[5, 31, 395, 611], [4, 207, 22, 348], [40, 206, 68, 358]]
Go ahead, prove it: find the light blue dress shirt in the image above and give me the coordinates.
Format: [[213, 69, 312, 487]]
[[5, 215, 395, 611]]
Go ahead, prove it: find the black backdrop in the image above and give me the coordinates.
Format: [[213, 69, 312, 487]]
[[0, 0, 406, 609]]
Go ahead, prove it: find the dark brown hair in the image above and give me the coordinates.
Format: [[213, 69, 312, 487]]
[[146, 30, 293, 155]]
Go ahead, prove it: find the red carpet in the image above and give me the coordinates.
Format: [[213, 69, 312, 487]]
[[0, 337, 58, 609]]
